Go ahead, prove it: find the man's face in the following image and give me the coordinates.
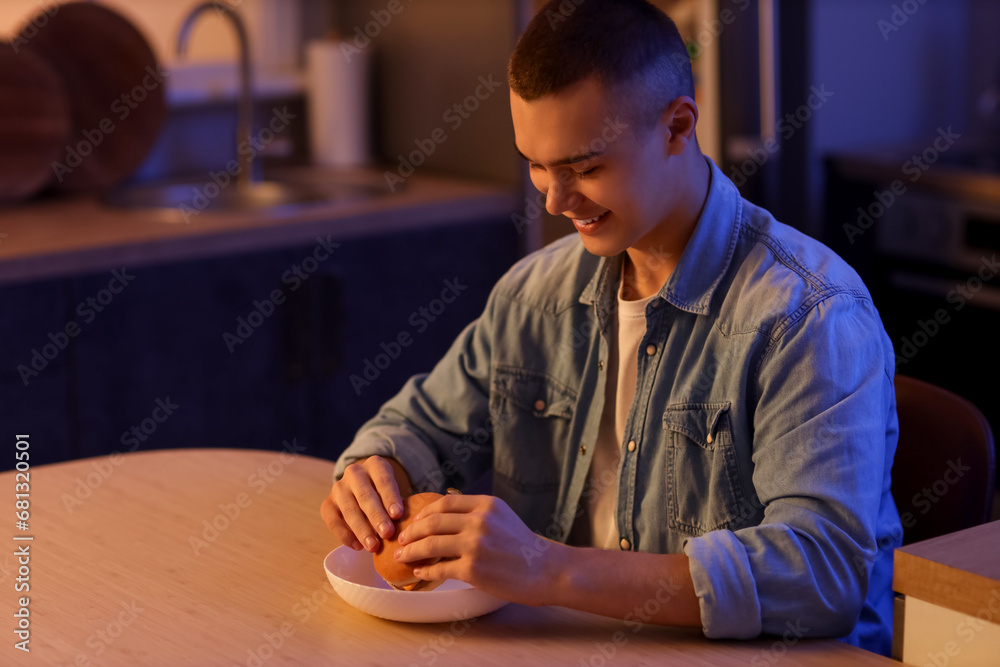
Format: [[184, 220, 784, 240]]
[[511, 77, 681, 257]]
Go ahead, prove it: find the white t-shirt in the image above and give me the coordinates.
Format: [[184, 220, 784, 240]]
[[569, 267, 656, 549]]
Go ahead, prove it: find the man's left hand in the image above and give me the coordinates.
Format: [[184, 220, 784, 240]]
[[394, 494, 560, 606]]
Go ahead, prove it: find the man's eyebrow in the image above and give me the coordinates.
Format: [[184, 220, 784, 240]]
[[513, 142, 603, 166]]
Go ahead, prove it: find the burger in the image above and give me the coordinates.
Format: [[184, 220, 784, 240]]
[[373, 492, 445, 591]]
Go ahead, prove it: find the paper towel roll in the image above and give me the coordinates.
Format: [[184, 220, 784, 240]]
[[306, 40, 370, 167]]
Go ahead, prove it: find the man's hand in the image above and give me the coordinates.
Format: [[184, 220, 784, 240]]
[[320, 456, 412, 553], [394, 494, 560, 606]]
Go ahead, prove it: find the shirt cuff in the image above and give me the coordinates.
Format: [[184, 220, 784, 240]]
[[332, 426, 445, 493], [683, 529, 762, 639]]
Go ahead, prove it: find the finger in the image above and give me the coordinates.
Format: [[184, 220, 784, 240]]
[[413, 493, 481, 521], [396, 533, 464, 565], [353, 475, 396, 542], [333, 480, 383, 552], [365, 458, 405, 524], [412, 560, 456, 583], [398, 512, 466, 545], [320, 493, 363, 550]]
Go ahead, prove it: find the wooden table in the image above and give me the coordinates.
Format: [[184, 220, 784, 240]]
[[894, 520, 1000, 666], [1, 449, 897, 665]]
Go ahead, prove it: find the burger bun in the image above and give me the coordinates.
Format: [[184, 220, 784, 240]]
[[372, 492, 444, 591]]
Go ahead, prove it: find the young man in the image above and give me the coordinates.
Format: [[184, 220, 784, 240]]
[[321, 0, 900, 655]]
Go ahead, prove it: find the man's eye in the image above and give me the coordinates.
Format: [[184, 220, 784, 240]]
[[575, 166, 599, 179]]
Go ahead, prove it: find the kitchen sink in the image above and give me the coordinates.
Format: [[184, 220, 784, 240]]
[[103, 170, 392, 222], [103, 3, 393, 223]]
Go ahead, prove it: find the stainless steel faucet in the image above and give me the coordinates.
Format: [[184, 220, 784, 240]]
[[176, 1, 256, 188]]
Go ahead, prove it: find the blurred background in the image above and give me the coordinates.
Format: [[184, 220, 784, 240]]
[[0, 0, 997, 492]]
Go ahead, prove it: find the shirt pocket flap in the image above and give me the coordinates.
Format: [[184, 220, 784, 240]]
[[663, 402, 732, 447], [492, 366, 576, 419]]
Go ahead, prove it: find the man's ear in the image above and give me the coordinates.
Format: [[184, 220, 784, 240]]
[[661, 96, 698, 156]]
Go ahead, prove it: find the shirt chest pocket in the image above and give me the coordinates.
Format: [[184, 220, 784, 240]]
[[489, 365, 576, 491], [663, 402, 746, 536]]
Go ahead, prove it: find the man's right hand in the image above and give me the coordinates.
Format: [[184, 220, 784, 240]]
[[320, 456, 412, 552]]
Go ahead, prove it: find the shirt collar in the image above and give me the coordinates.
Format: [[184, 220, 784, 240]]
[[579, 156, 742, 317]]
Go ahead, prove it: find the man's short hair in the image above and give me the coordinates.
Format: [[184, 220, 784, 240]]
[[508, 0, 695, 134]]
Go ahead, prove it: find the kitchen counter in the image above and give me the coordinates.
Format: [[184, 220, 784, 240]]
[[0, 167, 521, 286]]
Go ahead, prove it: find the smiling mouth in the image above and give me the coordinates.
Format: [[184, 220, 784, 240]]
[[573, 211, 609, 226]]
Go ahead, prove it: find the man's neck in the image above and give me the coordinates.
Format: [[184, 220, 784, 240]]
[[621, 156, 711, 301]]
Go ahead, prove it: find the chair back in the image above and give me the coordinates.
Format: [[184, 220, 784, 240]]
[[891, 375, 995, 545]]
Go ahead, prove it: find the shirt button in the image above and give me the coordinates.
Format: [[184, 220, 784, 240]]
[[706, 433, 714, 444], [598, 360, 604, 371], [646, 344, 656, 356], [620, 538, 631, 551], [579, 445, 587, 455], [627, 440, 636, 452], [534, 399, 546, 412]]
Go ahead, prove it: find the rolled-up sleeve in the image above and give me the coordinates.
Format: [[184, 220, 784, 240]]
[[683, 292, 896, 640], [333, 287, 499, 493]]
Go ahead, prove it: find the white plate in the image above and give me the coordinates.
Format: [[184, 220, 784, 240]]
[[323, 547, 510, 623]]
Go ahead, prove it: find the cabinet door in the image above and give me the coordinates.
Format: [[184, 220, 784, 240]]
[[0, 278, 74, 468], [309, 219, 522, 462], [71, 248, 314, 460]]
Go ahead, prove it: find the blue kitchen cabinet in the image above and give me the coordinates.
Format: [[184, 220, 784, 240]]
[[0, 278, 74, 467], [70, 246, 314, 460], [61, 217, 521, 464], [307, 218, 522, 461]]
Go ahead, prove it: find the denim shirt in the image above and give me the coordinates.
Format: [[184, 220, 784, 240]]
[[334, 157, 901, 655]]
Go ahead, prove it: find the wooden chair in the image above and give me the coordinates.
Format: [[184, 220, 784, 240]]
[[891, 375, 996, 545]]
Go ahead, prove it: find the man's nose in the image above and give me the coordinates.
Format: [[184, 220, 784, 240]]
[[545, 176, 582, 216]]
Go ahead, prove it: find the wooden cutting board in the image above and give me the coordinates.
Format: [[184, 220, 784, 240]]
[[16, 2, 167, 193], [0, 41, 72, 203]]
